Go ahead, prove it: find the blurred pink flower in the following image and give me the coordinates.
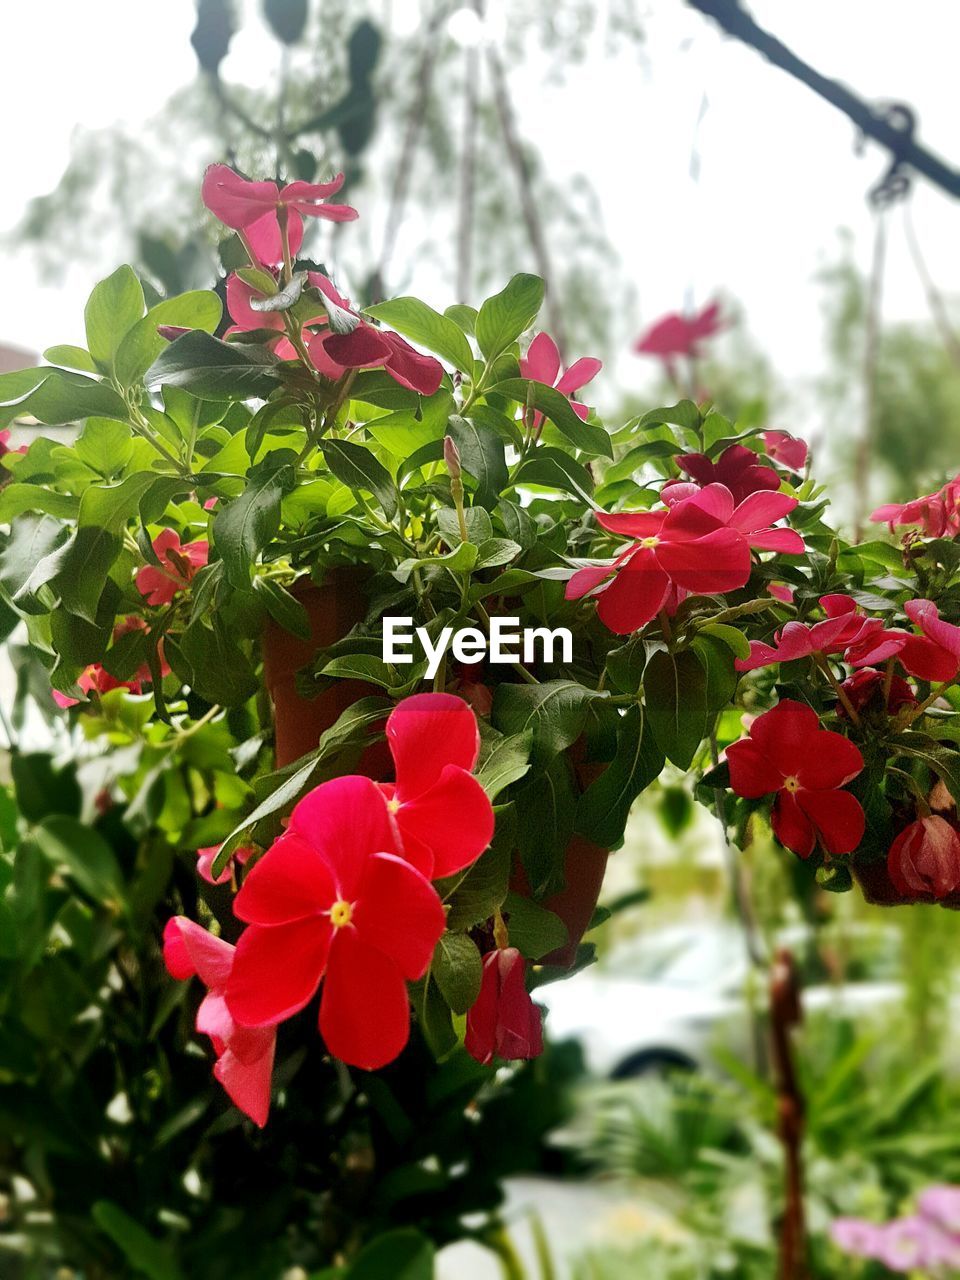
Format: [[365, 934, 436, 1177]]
[[136, 529, 209, 606], [634, 301, 727, 361], [197, 844, 252, 886], [202, 164, 358, 266], [763, 430, 808, 471]]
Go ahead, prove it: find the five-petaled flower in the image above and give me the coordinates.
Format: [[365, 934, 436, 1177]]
[[202, 164, 358, 266], [763, 430, 808, 472], [136, 529, 209, 607], [568, 483, 803, 635], [224, 776, 446, 1070], [634, 300, 727, 363], [846, 598, 960, 682], [887, 816, 960, 900], [465, 947, 543, 1066], [664, 444, 780, 507], [519, 332, 602, 427], [726, 700, 865, 858], [163, 917, 276, 1127], [378, 692, 494, 878]]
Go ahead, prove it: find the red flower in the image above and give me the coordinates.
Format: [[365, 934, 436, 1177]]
[[202, 164, 358, 266], [737, 595, 882, 672], [465, 947, 543, 1066], [136, 529, 209, 606], [838, 669, 916, 718], [225, 776, 446, 1070], [163, 917, 276, 1127], [225, 269, 350, 362], [568, 484, 803, 635], [767, 582, 794, 604], [52, 617, 169, 707], [846, 600, 960, 682], [197, 844, 252, 886], [726, 700, 865, 857], [634, 301, 727, 361], [871, 475, 960, 539], [311, 324, 444, 396], [763, 431, 808, 471], [667, 444, 780, 506], [519, 332, 602, 426], [378, 692, 494, 878], [888, 816, 960, 899]]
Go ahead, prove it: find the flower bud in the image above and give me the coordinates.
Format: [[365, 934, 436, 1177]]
[[465, 947, 543, 1066], [888, 815, 960, 899], [443, 435, 462, 480]]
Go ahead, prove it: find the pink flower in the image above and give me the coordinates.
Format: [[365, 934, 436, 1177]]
[[519, 332, 601, 426], [196, 844, 252, 886], [846, 599, 960, 682], [918, 1184, 960, 1235], [737, 595, 882, 672], [163, 917, 275, 1127], [726, 700, 865, 858], [666, 444, 780, 506], [634, 301, 727, 361], [569, 484, 803, 635], [310, 323, 444, 396], [763, 431, 808, 471], [465, 947, 543, 1066], [136, 529, 209, 607], [871, 474, 960, 538], [838, 668, 916, 718], [52, 664, 143, 709], [767, 583, 794, 604], [202, 164, 358, 266], [225, 269, 350, 364], [378, 693, 494, 878], [830, 1217, 889, 1261], [225, 775, 446, 1070], [888, 816, 960, 900]]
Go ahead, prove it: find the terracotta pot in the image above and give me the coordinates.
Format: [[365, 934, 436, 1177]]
[[262, 570, 389, 774]]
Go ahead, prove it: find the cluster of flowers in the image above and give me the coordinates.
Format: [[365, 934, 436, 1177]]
[[164, 694, 541, 1126], [872, 471, 960, 539], [832, 1185, 960, 1273], [202, 165, 444, 396], [566, 437, 807, 634]]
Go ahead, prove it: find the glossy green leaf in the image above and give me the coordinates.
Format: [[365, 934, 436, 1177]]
[[213, 462, 296, 587], [84, 266, 145, 368], [576, 706, 664, 846], [55, 527, 121, 622], [252, 576, 310, 640], [493, 379, 612, 458], [34, 816, 125, 908], [446, 415, 508, 510], [433, 932, 483, 1014], [366, 296, 474, 372], [321, 439, 398, 520], [146, 330, 279, 400], [502, 891, 569, 960], [643, 648, 708, 769], [91, 1201, 182, 1280], [476, 274, 544, 360], [493, 680, 606, 765], [115, 290, 222, 386], [43, 344, 98, 374]]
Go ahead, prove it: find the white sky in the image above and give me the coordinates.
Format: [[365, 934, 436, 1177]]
[[1, 0, 959, 438]]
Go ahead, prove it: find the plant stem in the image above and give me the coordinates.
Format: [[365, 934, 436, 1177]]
[[814, 653, 860, 725], [900, 680, 954, 727]]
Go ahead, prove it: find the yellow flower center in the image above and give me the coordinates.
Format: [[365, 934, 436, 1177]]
[[640, 536, 660, 548], [329, 900, 354, 929], [387, 796, 401, 815], [783, 775, 800, 794]]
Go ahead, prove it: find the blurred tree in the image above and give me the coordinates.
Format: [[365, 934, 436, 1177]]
[[12, 0, 645, 354]]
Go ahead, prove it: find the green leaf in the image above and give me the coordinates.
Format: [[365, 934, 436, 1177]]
[[513, 757, 577, 895], [433, 932, 483, 1014], [414, 976, 457, 1059], [34, 816, 125, 908], [145, 330, 279, 400], [43, 344, 98, 374], [115, 289, 222, 386], [252, 576, 310, 640], [445, 303, 478, 335], [513, 448, 597, 504], [366, 296, 474, 372], [698, 622, 751, 660], [213, 461, 296, 587], [79, 471, 162, 532], [503, 890, 569, 960], [576, 707, 664, 846], [74, 417, 134, 475], [321, 653, 417, 690], [446, 415, 508, 510], [691, 634, 738, 714], [0, 484, 79, 522], [644, 648, 708, 769], [443, 842, 511, 930], [476, 274, 544, 360], [11, 753, 81, 823], [638, 400, 703, 435], [476, 730, 533, 799], [178, 618, 258, 706], [0, 514, 70, 600], [493, 680, 605, 765], [0, 370, 130, 427], [55, 526, 121, 622], [321, 439, 398, 520], [493, 379, 612, 458], [84, 266, 145, 369], [91, 1200, 183, 1280]]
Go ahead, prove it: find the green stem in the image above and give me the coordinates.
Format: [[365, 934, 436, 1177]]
[[814, 653, 860, 726]]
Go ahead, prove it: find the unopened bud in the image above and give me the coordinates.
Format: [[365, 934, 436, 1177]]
[[444, 435, 462, 480]]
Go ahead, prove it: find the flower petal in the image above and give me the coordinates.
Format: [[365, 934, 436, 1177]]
[[163, 917, 234, 990], [201, 164, 279, 226], [213, 1029, 275, 1128], [233, 831, 336, 926], [556, 356, 602, 397], [771, 791, 816, 858], [595, 510, 665, 538], [596, 548, 670, 634], [397, 767, 494, 877], [746, 528, 805, 554], [226, 918, 332, 1027], [290, 776, 399, 900], [387, 692, 481, 797], [728, 491, 798, 533], [797, 788, 865, 855], [725, 737, 783, 798], [795, 731, 864, 790], [655, 528, 752, 594], [323, 323, 394, 368], [382, 332, 444, 396], [353, 852, 445, 978], [520, 332, 561, 385], [319, 931, 410, 1069]]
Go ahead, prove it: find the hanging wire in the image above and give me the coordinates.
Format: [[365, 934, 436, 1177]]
[[853, 208, 888, 543], [902, 201, 960, 370]]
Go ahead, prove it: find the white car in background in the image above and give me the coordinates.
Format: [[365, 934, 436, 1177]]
[[537, 920, 908, 1078]]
